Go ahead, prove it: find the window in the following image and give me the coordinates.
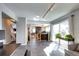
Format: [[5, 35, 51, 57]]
[[45, 26, 50, 32], [60, 19, 69, 37], [52, 19, 69, 47], [53, 24, 60, 43], [32, 27, 36, 33]]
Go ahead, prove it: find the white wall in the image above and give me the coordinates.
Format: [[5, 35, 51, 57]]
[[16, 17, 28, 45], [25, 18, 28, 44], [1, 4, 17, 20], [27, 21, 50, 24], [69, 17, 74, 37], [0, 4, 17, 44], [0, 12, 2, 30], [0, 4, 17, 30], [0, 4, 3, 30], [72, 10, 79, 43], [50, 24, 53, 41]]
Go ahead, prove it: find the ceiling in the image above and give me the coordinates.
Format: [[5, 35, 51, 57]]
[[4, 3, 51, 21], [45, 3, 79, 22], [4, 3, 79, 23]]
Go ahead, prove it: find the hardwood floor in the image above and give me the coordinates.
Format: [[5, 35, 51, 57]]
[[27, 40, 65, 56], [0, 40, 65, 56], [2, 41, 19, 56]]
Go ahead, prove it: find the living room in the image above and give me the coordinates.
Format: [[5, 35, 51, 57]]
[[1, 3, 79, 56]]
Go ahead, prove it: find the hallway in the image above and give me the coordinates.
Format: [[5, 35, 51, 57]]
[[26, 40, 65, 56]]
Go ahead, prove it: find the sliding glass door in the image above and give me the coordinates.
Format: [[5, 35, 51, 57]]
[[52, 19, 69, 47], [53, 24, 60, 44], [60, 19, 69, 47]]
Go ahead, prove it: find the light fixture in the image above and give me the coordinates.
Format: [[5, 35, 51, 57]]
[[36, 16, 39, 18], [33, 16, 47, 21], [33, 17, 39, 21], [33, 16, 40, 21]]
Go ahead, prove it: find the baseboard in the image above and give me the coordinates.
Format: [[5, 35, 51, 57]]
[[3, 41, 14, 45]]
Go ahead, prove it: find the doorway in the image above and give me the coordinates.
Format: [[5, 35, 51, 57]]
[[2, 12, 16, 44], [0, 12, 18, 56], [27, 24, 50, 42]]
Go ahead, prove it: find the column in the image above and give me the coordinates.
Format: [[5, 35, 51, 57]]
[[16, 17, 28, 45]]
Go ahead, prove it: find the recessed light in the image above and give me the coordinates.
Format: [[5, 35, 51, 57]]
[[33, 17, 39, 21], [36, 16, 39, 18]]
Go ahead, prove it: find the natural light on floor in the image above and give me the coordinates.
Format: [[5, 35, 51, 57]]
[[43, 42, 65, 56]]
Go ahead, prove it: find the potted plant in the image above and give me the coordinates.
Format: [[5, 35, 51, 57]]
[[64, 34, 74, 44], [55, 33, 62, 45], [56, 33, 62, 39]]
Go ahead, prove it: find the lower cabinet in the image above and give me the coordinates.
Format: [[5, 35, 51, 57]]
[[41, 33, 48, 41]]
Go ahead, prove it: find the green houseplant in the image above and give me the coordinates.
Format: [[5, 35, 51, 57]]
[[56, 33, 62, 39], [64, 34, 74, 41], [55, 33, 62, 45]]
